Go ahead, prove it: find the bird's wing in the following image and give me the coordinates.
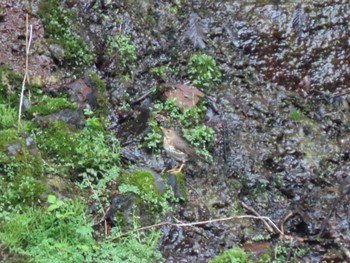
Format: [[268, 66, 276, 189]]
[[175, 139, 197, 156]]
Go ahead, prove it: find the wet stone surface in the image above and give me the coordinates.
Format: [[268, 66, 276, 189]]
[[2, 0, 350, 261]]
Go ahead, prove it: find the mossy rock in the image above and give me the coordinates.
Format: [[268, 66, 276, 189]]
[[119, 169, 171, 213], [35, 120, 78, 164], [27, 97, 77, 116], [122, 169, 165, 198], [0, 65, 22, 105], [0, 128, 18, 152], [166, 172, 188, 201], [88, 72, 108, 116], [0, 131, 46, 210]]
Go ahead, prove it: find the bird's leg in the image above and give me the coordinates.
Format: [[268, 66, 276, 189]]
[[167, 164, 180, 174], [168, 162, 185, 174]]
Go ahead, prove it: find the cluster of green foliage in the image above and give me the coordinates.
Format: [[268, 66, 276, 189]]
[[272, 241, 306, 263], [107, 35, 137, 76], [0, 195, 162, 262], [0, 104, 17, 128], [209, 247, 249, 263], [38, 0, 93, 68], [0, 115, 164, 261], [187, 53, 221, 89], [0, 64, 166, 261], [145, 98, 214, 159], [0, 132, 45, 220], [119, 170, 178, 214], [289, 109, 305, 121]]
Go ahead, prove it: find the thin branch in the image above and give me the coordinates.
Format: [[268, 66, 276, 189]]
[[18, 14, 33, 127], [107, 214, 285, 241], [239, 200, 275, 234]]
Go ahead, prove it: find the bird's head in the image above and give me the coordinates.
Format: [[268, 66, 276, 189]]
[[160, 127, 176, 140]]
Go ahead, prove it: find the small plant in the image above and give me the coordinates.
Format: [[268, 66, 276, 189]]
[[289, 109, 305, 121], [107, 35, 137, 74], [150, 65, 168, 78], [187, 53, 221, 89], [144, 119, 163, 152]]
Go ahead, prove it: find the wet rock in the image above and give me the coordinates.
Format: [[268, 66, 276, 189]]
[[106, 192, 137, 226], [167, 173, 187, 200], [163, 83, 204, 110], [66, 78, 96, 109], [49, 44, 66, 64], [34, 109, 85, 129], [7, 141, 22, 156]]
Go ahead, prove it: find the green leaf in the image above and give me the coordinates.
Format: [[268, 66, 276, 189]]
[[47, 194, 57, 204]]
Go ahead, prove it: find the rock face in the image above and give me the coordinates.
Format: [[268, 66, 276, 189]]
[[1, 0, 350, 261]]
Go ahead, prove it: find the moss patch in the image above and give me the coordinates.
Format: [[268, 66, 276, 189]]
[[88, 72, 108, 115], [0, 65, 22, 105], [35, 120, 77, 165], [27, 97, 77, 116], [122, 170, 163, 200], [0, 131, 46, 216]]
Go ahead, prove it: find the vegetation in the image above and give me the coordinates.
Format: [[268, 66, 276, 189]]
[[0, 195, 162, 262], [0, 64, 166, 261], [26, 96, 77, 116], [187, 53, 221, 89], [145, 98, 214, 159], [107, 34, 137, 76], [38, 0, 93, 68], [209, 247, 249, 263]]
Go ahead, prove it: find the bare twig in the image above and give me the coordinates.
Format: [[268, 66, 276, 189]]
[[107, 214, 285, 241], [18, 14, 33, 127], [239, 200, 276, 234]]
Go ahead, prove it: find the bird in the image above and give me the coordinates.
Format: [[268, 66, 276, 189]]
[[160, 127, 208, 174]]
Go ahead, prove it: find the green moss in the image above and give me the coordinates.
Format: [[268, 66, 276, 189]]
[[289, 110, 305, 121], [38, 0, 93, 68], [0, 104, 17, 129], [35, 120, 77, 165], [119, 170, 171, 213], [0, 131, 46, 215], [209, 247, 249, 263], [0, 128, 18, 152], [88, 72, 108, 115], [122, 170, 162, 200], [27, 97, 77, 116], [173, 172, 188, 201]]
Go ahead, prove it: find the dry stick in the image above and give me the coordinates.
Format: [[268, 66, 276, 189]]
[[107, 215, 284, 241], [239, 200, 275, 234], [18, 14, 33, 127]]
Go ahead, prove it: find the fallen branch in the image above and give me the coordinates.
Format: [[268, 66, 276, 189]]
[[107, 214, 285, 241], [239, 200, 276, 234]]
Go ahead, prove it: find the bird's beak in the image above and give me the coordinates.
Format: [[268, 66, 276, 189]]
[[160, 127, 165, 133]]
